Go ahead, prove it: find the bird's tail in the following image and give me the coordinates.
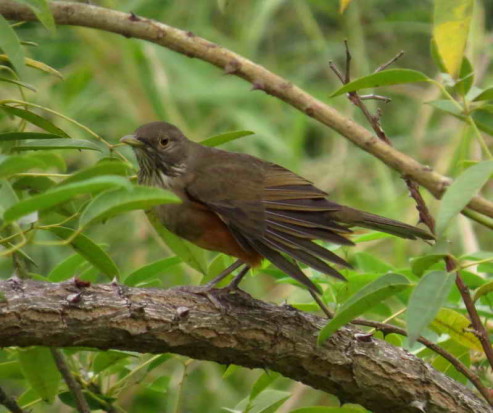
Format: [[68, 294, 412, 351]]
[[330, 207, 435, 241]]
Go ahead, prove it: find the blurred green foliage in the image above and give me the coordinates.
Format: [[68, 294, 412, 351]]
[[0, 0, 492, 412]]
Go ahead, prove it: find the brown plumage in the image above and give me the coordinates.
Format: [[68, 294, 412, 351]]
[[121, 121, 433, 293]]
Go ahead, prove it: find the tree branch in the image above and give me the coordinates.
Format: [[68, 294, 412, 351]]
[[0, 279, 491, 413], [0, 0, 492, 220]]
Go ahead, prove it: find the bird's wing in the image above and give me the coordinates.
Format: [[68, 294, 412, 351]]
[[186, 156, 353, 290]]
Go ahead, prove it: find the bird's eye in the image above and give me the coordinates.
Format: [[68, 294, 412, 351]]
[[159, 137, 170, 147]]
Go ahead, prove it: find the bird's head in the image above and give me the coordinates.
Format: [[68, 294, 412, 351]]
[[120, 121, 190, 185]]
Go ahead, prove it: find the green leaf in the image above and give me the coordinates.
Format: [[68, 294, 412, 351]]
[[14, 138, 101, 152], [454, 57, 474, 96], [18, 347, 61, 403], [249, 372, 280, 402], [200, 130, 254, 147], [436, 161, 493, 235], [0, 179, 19, 222], [410, 254, 446, 277], [124, 256, 181, 287], [0, 76, 36, 91], [472, 87, 493, 102], [247, 390, 290, 413], [0, 15, 25, 78], [473, 280, 493, 302], [0, 155, 46, 179], [318, 273, 410, 344], [79, 185, 179, 228], [60, 160, 133, 185], [3, 175, 130, 223], [146, 210, 208, 275], [14, 0, 56, 33], [48, 226, 120, 279], [47, 253, 88, 282], [330, 69, 429, 97], [0, 132, 65, 141], [433, 0, 473, 77], [406, 271, 456, 345], [0, 106, 69, 137], [431, 308, 482, 351], [92, 351, 133, 374], [354, 252, 394, 273]]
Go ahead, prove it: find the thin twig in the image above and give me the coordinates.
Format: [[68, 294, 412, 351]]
[[0, 386, 26, 413], [50, 348, 91, 413], [374, 50, 404, 73]]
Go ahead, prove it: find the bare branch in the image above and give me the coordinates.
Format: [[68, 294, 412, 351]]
[[0, 279, 491, 413], [0, 0, 491, 219]]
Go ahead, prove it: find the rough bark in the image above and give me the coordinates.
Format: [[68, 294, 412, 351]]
[[0, 0, 492, 220], [0, 279, 490, 413]]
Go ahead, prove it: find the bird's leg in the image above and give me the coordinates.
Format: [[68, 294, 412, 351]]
[[226, 265, 250, 290], [203, 259, 244, 289]]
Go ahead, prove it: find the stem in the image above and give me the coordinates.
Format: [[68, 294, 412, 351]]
[[0, 386, 26, 413], [50, 348, 91, 413]]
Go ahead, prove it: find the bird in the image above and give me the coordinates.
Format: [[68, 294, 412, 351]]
[[120, 121, 433, 294]]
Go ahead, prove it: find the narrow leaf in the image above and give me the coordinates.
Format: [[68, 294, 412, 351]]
[[200, 130, 254, 147], [48, 226, 120, 279], [0, 132, 65, 141], [80, 185, 179, 228], [410, 254, 446, 277], [330, 69, 429, 97], [318, 273, 410, 344], [1, 106, 69, 137], [124, 256, 181, 287], [146, 210, 208, 275], [3, 175, 130, 223], [15, 0, 56, 33], [0, 15, 25, 78], [0, 155, 46, 179], [436, 161, 493, 235], [14, 138, 101, 152], [339, 0, 353, 13], [472, 87, 493, 102], [406, 271, 456, 345], [431, 308, 482, 351], [0, 77, 36, 91], [18, 347, 61, 403], [60, 160, 133, 185], [433, 0, 473, 77], [290, 408, 365, 413], [250, 372, 280, 402], [473, 280, 493, 302], [47, 253, 88, 282]]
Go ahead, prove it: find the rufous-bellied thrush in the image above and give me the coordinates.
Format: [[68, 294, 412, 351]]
[[121, 121, 433, 294]]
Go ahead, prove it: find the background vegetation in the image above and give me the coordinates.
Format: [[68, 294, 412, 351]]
[[0, 0, 491, 412]]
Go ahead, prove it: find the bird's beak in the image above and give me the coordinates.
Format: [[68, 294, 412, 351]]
[[120, 135, 144, 147]]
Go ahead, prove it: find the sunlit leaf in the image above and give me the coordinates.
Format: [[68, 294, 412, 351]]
[[431, 308, 482, 351], [200, 130, 254, 147], [339, 0, 353, 13], [48, 226, 120, 279], [92, 351, 134, 374], [249, 372, 280, 402], [14, 138, 101, 151], [124, 256, 182, 287], [146, 210, 208, 275], [0, 106, 69, 137], [330, 69, 429, 97], [80, 185, 179, 228], [3, 175, 130, 223], [433, 0, 473, 77], [318, 273, 410, 343], [0, 15, 25, 78], [436, 161, 493, 235], [454, 57, 474, 96], [18, 347, 61, 403], [406, 271, 456, 346]]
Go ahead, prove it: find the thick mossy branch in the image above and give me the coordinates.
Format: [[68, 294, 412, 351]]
[[0, 0, 492, 220], [0, 279, 490, 413]]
